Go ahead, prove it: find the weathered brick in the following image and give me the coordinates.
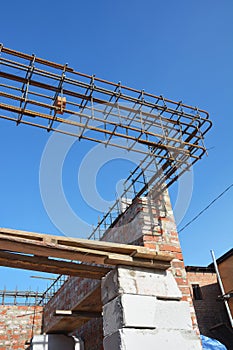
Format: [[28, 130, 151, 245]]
[[0, 306, 43, 349]]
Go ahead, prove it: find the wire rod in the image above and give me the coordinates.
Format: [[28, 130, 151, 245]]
[[179, 183, 233, 233]]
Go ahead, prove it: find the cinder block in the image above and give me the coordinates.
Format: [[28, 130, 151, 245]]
[[103, 329, 202, 350], [152, 299, 192, 330], [102, 266, 182, 305], [103, 294, 192, 336], [103, 294, 156, 335]]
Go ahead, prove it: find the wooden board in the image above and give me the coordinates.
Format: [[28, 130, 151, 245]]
[[0, 227, 172, 260], [0, 250, 110, 279], [0, 227, 173, 270]]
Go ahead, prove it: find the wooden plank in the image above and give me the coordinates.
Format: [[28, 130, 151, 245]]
[[0, 227, 173, 261], [0, 227, 163, 258], [0, 233, 110, 264], [0, 227, 141, 254], [0, 251, 110, 279], [105, 257, 171, 270], [54, 310, 102, 318], [0, 233, 171, 269]]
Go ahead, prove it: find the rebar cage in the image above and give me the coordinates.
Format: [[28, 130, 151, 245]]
[[0, 45, 212, 239]]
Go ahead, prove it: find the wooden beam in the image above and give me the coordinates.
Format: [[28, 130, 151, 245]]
[[0, 227, 173, 270], [0, 250, 110, 279], [0, 227, 158, 257], [54, 310, 102, 318]]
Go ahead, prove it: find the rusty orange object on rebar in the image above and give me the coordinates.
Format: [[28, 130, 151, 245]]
[[54, 96, 66, 114]]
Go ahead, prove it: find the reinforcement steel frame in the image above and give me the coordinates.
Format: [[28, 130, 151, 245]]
[[0, 45, 212, 240], [0, 289, 44, 306], [0, 45, 211, 156]]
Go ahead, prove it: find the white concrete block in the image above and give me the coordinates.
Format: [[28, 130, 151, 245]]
[[31, 334, 84, 350], [103, 294, 192, 336], [103, 294, 156, 336], [102, 266, 181, 304], [104, 329, 202, 350], [153, 300, 192, 330]]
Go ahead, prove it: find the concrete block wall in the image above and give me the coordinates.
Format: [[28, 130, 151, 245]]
[[103, 296, 192, 333], [101, 266, 182, 304], [102, 266, 202, 350], [0, 305, 43, 350], [103, 329, 201, 350]]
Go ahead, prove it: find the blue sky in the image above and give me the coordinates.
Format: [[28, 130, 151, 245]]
[[0, 0, 232, 292]]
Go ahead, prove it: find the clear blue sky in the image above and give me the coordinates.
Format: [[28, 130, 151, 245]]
[[0, 0, 232, 292]]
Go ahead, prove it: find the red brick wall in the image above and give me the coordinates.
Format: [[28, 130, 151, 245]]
[[0, 305, 43, 350], [186, 271, 230, 337]]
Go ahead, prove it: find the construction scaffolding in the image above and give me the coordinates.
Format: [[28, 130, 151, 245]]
[[0, 289, 44, 306]]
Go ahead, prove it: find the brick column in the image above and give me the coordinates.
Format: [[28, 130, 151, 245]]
[[141, 190, 199, 333], [102, 189, 199, 333]]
